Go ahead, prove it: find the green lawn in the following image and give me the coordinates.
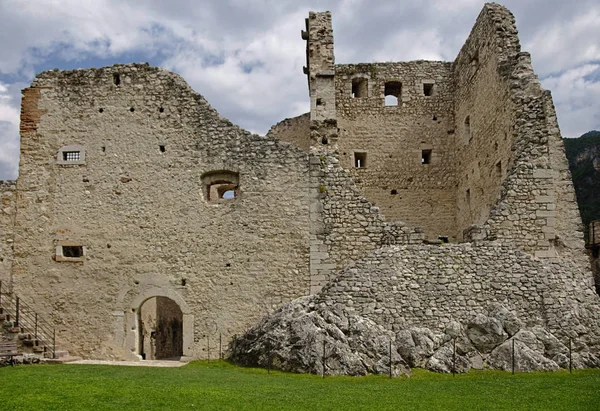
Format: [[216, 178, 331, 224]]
[[1, 361, 599, 410]]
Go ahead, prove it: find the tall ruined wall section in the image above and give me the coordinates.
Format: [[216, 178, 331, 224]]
[[303, 13, 424, 294], [453, 5, 517, 239], [316, 243, 600, 349], [308, 154, 424, 293], [335, 62, 457, 240], [0, 181, 16, 289], [456, 4, 586, 261], [13, 64, 311, 359], [266, 113, 311, 151]]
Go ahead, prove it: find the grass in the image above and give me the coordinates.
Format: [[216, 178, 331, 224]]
[[1, 361, 599, 410]]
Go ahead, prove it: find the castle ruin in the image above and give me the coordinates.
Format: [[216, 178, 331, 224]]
[[1, 3, 599, 369]]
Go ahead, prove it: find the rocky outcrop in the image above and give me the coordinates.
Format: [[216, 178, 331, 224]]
[[232, 298, 600, 375], [231, 297, 410, 377]]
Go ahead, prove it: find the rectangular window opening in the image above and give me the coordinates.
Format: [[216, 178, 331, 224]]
[[423, 83, 434, 96], [62, 246, 83, 258], [354, 152, 367, 168], [384, 81, 402, 106], [421, 150, 432, 164], [352, 78, 368, 98], [63, 151, 81, 162]]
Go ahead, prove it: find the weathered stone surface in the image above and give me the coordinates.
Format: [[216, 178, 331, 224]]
[[488, 339, 559, 372], [466, 314, 508, 353], [396, 328, 444, 368], [231, 297, 410, 377], [488, 303, 522, 337], [233, 296, 597, 375]]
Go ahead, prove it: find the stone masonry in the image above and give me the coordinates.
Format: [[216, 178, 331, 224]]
[[2, 3, 599, 365]]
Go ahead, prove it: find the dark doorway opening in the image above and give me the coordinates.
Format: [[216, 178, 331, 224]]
[[139, 297, 183, 360]]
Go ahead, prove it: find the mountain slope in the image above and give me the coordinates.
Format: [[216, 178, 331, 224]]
[[563, 130, 600, 243]]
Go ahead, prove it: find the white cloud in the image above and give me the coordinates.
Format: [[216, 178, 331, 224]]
[[0, 82, 21, 179], [524, 7, 600, 76], [0, 0, 599, 179], [542, 64, 600, 137]]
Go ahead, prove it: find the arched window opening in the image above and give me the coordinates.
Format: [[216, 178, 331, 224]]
[[384, 81, 402, 106], [201, 170, 240, 203]]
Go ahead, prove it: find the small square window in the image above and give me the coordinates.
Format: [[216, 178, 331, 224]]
[[421, 150, 432, 164], [423, 83, 434, 96], [55, 242, 86, 262], [354, 152, 367, 168]]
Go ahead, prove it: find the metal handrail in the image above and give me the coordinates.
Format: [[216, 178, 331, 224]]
[[0, 281, 56, 359]]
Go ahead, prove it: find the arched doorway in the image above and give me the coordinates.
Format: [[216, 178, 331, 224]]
[[139, 296, 183, 360]]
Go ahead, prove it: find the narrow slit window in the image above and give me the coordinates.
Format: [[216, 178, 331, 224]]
[[354, 152, 367, 168], [466, 188, 471, 204], [352, 78, 368, 98], [63, 151, 80, 162], [496, 161, 502, 177], [464, 116, 472, 144], [421, 150, 432, 164], [113, 73, 121, 86], [423, 83, 434, 96]]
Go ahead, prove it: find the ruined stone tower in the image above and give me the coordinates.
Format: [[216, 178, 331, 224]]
[[2, 3, 598, 363]]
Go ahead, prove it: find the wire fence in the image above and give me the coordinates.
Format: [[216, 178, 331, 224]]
[[229, 333, 575, 377]]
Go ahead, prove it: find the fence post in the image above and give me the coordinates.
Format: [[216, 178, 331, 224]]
[[389, 338, 392, 379], [322, 339, 326, 379], [511, 339, 515, 375], [268, 343, 271, 375], [15, 296, 20, 327], [452, 337, 456, 376], [569, 339, 572, 374]]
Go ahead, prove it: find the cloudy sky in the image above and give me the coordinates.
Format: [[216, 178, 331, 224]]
[[0, 0, 599, 180]]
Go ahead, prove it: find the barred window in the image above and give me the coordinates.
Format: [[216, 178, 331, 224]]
[[63, 151, 80, 162]]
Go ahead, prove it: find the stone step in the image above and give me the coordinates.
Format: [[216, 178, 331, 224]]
[[43, 355, 82, 364]]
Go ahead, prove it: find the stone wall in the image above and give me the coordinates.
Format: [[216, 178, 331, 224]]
[[335, 62, 457, 240], [315, 243, 600, 349], [12, 64, 312, 359], [456, 4, 585, 259], [267, 113, 311, 151], [308, 153, 424, 293], [0, 181, 16, 290], [453, 4, 517, 239]]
